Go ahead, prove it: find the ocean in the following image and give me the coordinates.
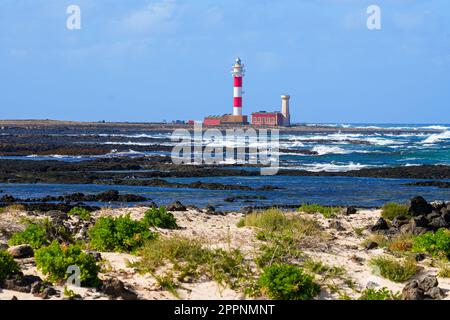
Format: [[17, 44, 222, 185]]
[[1, 123, 449, 210]]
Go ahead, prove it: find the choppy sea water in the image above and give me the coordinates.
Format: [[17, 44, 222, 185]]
[[1, 123, 449, 208], [3, 123, 449, 171]]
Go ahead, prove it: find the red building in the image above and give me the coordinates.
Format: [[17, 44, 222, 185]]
[[251, 112, 284, 126]]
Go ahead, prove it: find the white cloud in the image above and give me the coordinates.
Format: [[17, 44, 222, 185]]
[[255, 51, 282, 72], [120, 0, 179, 34]]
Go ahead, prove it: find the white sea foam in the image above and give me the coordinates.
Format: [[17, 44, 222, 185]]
[[282, 162, 370, 172], [311, 146, 349, 155], [422, 131, 450, 144], [421, 125, 450, 130]]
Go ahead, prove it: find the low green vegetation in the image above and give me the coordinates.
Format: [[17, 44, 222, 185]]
[[362, 233, 415, 253], [8, 219, 72, 249], [258, 263, 320, 300], [381, 203, 409, 220], [68, 207, 91, 220], [304, 259, 345, 279], [297, 204, 340, 219], [241, 209, 324, 267], [362, 234, 389, 248], [358, 287, 401, 300], [133, 236, 252, 290], [388, 234, 415, 252], [0, 250, 20, 280], [239, 209, 292, 232], [35, 241, 100, 287], [154, 272, 180, 299], [63, 285, 77, 298], [369, 255, 418, 282], [143, 206, 178, 229], [0, 204, 26, 214], [242, 209, 324, 240], [8, 221, 48, 249], [438, 263, 450, 278], [412, 228, 450, 259], [352, 226, 365, 237], [88, 214, 158, 252]]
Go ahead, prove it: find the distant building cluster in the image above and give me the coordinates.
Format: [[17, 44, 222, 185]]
[[252, 95, 290, 127], [190, 58, 293, 127]]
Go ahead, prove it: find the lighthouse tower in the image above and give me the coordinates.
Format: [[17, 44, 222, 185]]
[[231, 57, 245, 116]]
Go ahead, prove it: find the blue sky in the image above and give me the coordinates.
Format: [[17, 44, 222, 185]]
[[0, 0, 449, 123]]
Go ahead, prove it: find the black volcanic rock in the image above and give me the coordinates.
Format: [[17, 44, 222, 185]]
[[370, 218, 389, 232], [167, 201, 186, 211], [409, 196, 432, 216]]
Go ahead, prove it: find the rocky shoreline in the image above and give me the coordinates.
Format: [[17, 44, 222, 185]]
[[0, 157, 450, 187]]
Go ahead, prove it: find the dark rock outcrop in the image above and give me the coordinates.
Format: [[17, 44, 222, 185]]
[[370, 218, 389, 232], [7, 245, 34, 259], [167, 201, 187, 211], [100, 278, 138, 300], [409, 196, 432, 216], [402, 275, 444, 300]]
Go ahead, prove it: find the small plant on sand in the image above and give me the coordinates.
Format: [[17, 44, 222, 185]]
[[8, 219, 72, 249], [412, 228, 450, 259], [361, 233, 388, 248], [369, 255, 418, 282], [381, 203, 409, 220], [143, 206, 178, 229], [35, 241, 100, 287], [68, 207, 91, 220], [297, 204, 340, 219], [438, 263, 450, 278], [387, 234, 415, 253], [88, 214, 157, 252], [258, 263, 321, 300], [0, 250, 20, 280], [0, 204, 26, 214], [304, 259, 345, 279], [243, 209, 323, 240], [352, 226, 365, 237], [133, 236, 252, 290], [244, 209, 324, 267], [63, 285, 77, 298], [154, 272, 181, 299], [358, 287, 401, 300]]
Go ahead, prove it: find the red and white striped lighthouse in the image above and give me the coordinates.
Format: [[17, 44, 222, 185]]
[[231, 57, 245, 116]]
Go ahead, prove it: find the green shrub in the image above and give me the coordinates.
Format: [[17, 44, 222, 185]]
[[68, 207, 91, 220], [0, 250, 20, 280], [35, 241, 100, 287], [358, 287, 401, 300], [8, 221, 49, 249], [8, 219, 71, 249], [297, 204, 340, 218], [381, 203, 409, 220], [369, 255, 418, 282], [258, 264, 320, 300], [143, 206, 178, 229], [89, 214, 157, 252], [412, 228, 450, 259]]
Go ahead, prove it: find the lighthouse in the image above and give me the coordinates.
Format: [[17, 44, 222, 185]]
[[232, 57, 245, 116]]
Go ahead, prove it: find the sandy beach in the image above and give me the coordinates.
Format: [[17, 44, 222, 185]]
[[1, 204, 449, 300]]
